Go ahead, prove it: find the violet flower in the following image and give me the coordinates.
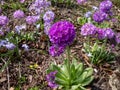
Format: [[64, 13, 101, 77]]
[[96, 28, 107, 40], [22, 44, 29, 51], [99, 0, 112, 13], [84, 11, 92, 18], [26, 16, 39, 25], [49, 45, 65, 57], [44, 22, 51, 35], [81, 23, 97, 36], [20, 0, 25, 3], [43, 10, 55, 22], [49, 20, 75, 47], [115, 33, 120, 44], [13, 10, 25, 19], [77, 0, 87, 4], [46, 71, 58, 88], [93, 10, 108, 23], [0, 16, 9, 26], [105, 28, 114, 39]]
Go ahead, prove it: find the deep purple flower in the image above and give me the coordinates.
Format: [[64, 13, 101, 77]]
[[99, 0, 112, 13], [26, 16, 39, 24], [49, 45, 65, 57], [43, 10, 55, 22], [77, 0, 87, 4], [22, 44, 29, 51], [44, 22, 51, 35], [96, 28, 107, 40], [49, 21, 75, 46], [115, 33, 120, 44], [81, 23, 97, 36], [0, 16, 9, 26], [105, 28, 114, 39], [93, 10, 108, 23], [13, 10, 25, 19], [46, 71, 58, 88]]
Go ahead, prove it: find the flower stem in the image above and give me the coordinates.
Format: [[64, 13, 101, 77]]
[[66, 46, 71, 87]]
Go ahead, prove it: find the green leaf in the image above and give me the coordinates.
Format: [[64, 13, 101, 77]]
[[85, 68, 93, 78], [75, 63, 84, 77], [81, 76, 94, 86]]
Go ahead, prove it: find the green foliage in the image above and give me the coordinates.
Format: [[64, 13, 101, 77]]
[[28, 86, 40, 90], [47, 60, 94, 90], [83, 42, 115, 65], [77, 17, 88, 26]]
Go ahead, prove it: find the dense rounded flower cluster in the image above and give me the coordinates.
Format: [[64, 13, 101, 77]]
[[81, 23, 97, 36], [43, 10, 55, 22], [26, 16, 39, 24], [99, 0, 112, 13], [0, 16, 9, 26], [49, 21, 75, 46], [81, 23, 115, 40], [13, 10, 25, 19], [93, 11, 108, 23]]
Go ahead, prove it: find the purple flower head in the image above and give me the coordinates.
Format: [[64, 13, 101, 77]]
[[20, 0, 25, 3], [115, 33, 120, 44], [105, 28, 114, 39], [0, 16, 9, 26], [26, 16, 39, 25], [35, 0, 51, 8], [22, 44, 29, 51], [43, 10, 55, 22], [81, 23, 97, 36], [46, 71, 58, 88], [84, 11, 92, 18], [96, 28, 107, 40], [5, 43, 16, 50], [77, 0, 87, 4], [49, 45, 65, 57], [15, 24, 26, 34], [99, 0, 112, 13], [44, 22, 51, 35], [0, 29, 4, 36], [93, 10, 108, 23], [13, 10, 25, 19], [0, 40, 15, 50], [49, 21, 75, 46]]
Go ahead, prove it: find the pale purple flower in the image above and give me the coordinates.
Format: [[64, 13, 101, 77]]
[[93, 10, 108, 23], [105, 28, 114, 39], [77, 0, 87, 4], [15, 24, 26, 34], [26, 16, 39, 24], [49, 45, 65, 57], [99, 0, 112, 13], [20, 0, 25, 3], [0, 16, 9, 26], [35, 0, 51, 8], [115, 33, 120, 44], [46, 71, 58, 88], [44, 22, 51, 35], [5, 43, 16, 50], [0, 40, 8, 47], [43, 10, 55, 22], [92, 6, 98, 11], [22, 44, 29, 51], [81, 23, 97, 36], [84, 11, 92, 18], [13, 10, 25, 19]]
